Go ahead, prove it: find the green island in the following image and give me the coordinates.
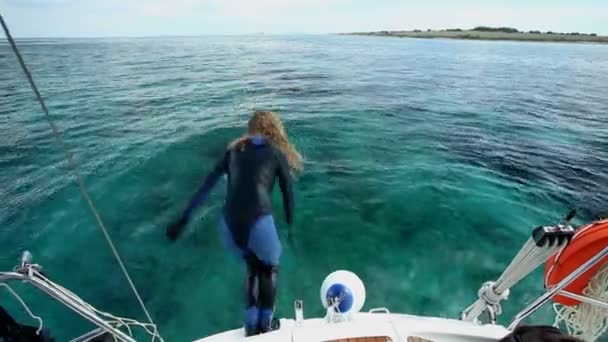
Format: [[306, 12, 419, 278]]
[[346, 26, 608, 44]]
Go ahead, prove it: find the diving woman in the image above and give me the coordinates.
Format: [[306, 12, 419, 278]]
[[166, 111, 302, 336]]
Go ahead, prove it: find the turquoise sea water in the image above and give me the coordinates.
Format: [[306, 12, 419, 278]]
[[1, 35, 608, 341]]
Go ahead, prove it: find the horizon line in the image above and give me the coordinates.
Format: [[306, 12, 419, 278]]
[[4, 27, 606, 39]]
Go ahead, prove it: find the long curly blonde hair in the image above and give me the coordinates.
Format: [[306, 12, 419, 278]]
[[230, 111, 302, 172]]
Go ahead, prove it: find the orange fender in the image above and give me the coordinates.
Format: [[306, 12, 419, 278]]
[[544, 219, 608, 306]]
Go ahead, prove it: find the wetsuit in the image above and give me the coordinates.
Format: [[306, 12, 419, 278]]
[[167, 135, 294, 335]]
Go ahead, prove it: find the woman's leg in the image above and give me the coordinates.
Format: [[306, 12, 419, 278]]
[[257, 263, 278, 333], [244, 256, 260, 336], [219, 216, 260, 336], [247, 215, 282, 333]]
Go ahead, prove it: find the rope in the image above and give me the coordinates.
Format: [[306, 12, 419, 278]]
[[553, 264, 608, 341], [462, 238, 564, 322], [0, 14, 163, 342], [495, 238, 560, 294], [0, 283, 44, 335]]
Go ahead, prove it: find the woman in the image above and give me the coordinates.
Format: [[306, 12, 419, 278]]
[[166, 111, 302, 336]]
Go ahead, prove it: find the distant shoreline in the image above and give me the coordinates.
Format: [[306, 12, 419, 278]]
[[344, 29, 608, 44]]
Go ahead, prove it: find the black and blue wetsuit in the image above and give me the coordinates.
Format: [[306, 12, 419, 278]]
[[167, 135, 294, 335]]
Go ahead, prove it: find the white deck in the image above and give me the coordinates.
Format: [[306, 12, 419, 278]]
[[194, 312, 510, 342]]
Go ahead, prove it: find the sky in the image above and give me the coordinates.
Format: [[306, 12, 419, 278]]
[[1, 0, 607, 37]]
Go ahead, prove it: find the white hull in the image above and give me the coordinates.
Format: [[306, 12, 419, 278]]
[[195, 312, 510, 342]]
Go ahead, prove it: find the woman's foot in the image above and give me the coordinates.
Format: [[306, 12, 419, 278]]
[[245, 326, 260, 337], [244, 307, 260, 337], [258, 309, 273, 333]]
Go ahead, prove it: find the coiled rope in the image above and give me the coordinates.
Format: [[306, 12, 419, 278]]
[[0, 14, 163, 342]]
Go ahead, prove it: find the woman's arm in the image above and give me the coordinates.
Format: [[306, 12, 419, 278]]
[[276, 151, 294, 226], [181, 154, 227, 221], [166, 152, 228, 241]]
